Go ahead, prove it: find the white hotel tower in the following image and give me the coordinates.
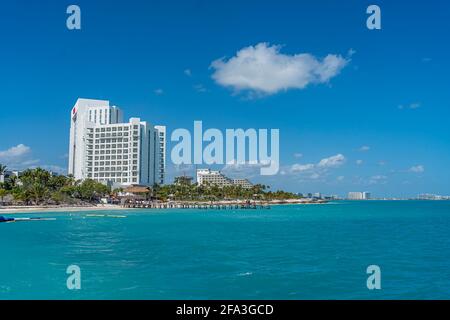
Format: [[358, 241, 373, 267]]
[[68, 98, 166, 187]]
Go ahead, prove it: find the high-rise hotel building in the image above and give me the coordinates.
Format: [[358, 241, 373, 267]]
[[68, 98, 166, 187]]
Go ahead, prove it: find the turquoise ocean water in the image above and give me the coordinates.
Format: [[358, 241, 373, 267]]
[[1, 201, 449, 299]]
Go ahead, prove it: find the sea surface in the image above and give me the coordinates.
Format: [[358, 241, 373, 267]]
[[1, 201, 450, 299]]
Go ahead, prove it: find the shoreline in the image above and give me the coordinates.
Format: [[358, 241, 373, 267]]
[[0, 204, 129, 215], [0, 199, 327, 215]]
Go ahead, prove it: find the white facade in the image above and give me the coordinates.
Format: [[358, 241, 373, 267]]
[[196, 169, 233, 187], [348, 192, 371, 200], [68, 98, 166, 187], [196, 169, 253, 188], [232, 179, 253, 189]]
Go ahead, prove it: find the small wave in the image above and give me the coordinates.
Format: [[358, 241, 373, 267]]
[[237, 272, 253, 277]]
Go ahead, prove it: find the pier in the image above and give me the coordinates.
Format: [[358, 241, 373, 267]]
[[122, 200, 271, 210]]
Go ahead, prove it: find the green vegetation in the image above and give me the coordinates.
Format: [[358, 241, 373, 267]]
[[153, 180, 300, 202], [0, 165, 111, 206], [0, 164, 299, 206]]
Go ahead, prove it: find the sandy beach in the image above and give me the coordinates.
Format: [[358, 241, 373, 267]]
[[0, 199, 327, 215], [0, 204, 127, 215]]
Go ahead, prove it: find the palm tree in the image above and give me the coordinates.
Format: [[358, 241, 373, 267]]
[[8, 175, 19, 189], [0, 164, 7, 177]]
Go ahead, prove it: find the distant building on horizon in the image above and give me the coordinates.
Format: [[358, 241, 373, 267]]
[[68, 98, 166, 188], [417, 193, 450, 200], [196, 169, 253, 189], [232, 179, 253, 189], [348, 191, 371, 200]]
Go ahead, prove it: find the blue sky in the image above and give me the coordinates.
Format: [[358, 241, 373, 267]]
[[0, 0, 449, 197]]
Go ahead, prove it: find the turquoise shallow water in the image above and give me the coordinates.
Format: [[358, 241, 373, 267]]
[[1, 201, 450, 299]]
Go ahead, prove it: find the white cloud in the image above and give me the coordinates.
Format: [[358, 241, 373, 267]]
[[356, 159, 363, 165], [222, 161, 275, 179], [291, 163, 315, 172], [293, 153, 303, 158], [154, 88, 164, 95], [193, 84, 207, 93], [348, 48, 356, 57], [210, 42, 349, 96], [409, 165, 425, 173], [0, 144, 38, 169], [0, 144, 65, 173], [309, 173, 320, 180], [287, 154, 346, 182], [369, 175, 388, 185], [398, 102, 421, 110], [337, 175, 345, 181], [0, 144, 31, 159], [359, 145, 370, 152], [317, 154, 346, 168], [184, 69, 192, 76]]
